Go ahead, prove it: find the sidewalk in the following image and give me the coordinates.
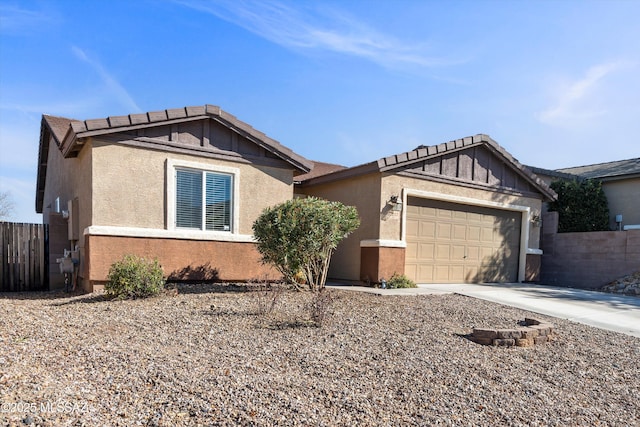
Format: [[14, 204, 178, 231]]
[[327, 282, 640, 338]]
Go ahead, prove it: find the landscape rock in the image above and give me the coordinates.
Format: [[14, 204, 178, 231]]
[[0, 284, 637, 426], [600, 271, 640, 296]]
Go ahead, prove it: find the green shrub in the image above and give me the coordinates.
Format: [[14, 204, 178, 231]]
[[252, 197, 360, 291], [548, 179, 609, 232], [386, 273, 417, 289], [106, 254, 165, 299]]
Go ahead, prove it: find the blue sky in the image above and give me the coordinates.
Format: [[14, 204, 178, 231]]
[[1, 0, 639, 223]]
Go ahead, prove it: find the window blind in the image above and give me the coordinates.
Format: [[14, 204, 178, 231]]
[[176, 169, 202, 229], [176, 169, 232, 231], [205, 173, 232, 231]]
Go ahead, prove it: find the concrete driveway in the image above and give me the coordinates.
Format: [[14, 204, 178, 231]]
[[328, 282, 640, 338]]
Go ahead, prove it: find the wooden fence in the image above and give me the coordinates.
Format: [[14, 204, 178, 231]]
[[0, 222, 48, 292]]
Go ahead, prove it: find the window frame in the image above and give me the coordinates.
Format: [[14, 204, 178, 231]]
[[167, 159, 240, 235]]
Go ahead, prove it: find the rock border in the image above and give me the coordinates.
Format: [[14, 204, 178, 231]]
[[600, 271, 640, 296], [471, 318, 554, 347]]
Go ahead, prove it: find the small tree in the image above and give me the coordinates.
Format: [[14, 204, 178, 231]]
[[548, 179, 609, 232], [252, 197, 360, 291], [0, 191, 14, 220]]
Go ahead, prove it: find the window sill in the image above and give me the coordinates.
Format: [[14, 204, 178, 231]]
[[84, 225, 254, 242]]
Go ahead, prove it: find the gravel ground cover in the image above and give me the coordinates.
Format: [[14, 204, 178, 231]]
[[1, 284, 638, 426]]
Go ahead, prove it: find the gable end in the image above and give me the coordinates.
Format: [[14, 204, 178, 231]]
[[396, 145, 538, 195]]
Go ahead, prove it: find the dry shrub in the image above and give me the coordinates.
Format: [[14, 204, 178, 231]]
[[251, 280, 285, 316], [307, 289, 335, 327]]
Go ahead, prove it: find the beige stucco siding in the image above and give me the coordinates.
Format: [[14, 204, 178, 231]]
[[298, 173, 381, 280], [42, 136, 93, 231], [603, 178, 640, 228], [42, 136, 93, 288], [381, 174, 543, 250], [300, 171, 544, 282], [90, 139, 295, 235]]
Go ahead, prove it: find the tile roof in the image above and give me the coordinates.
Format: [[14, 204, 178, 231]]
[[525, 166, 579, 181], [58, 105, 313, 172], [36, 105, 314, 212], [378, 134, 485, 170], [299, 134, 556, 200], [556, 158, 640, 180], [294, 161, 347, 182], [42, 115, 75, 144]]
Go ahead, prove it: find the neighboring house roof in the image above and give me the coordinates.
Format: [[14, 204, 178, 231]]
[[35, 105, 313, 213], [556, 158, 640, 181], [526, 166, 579, 181], [526, 158, 640, 184], [299, 134, 557, 201]]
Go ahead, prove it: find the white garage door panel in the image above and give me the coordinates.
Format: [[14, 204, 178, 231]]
[[405, 197, 521, 283]]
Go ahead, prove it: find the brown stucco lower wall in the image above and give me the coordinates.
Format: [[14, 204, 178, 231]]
[[525, 254, 541, 282], [360, 246, 406, 284], [84, 235, 279, 292], [540, 228, 640, 289]]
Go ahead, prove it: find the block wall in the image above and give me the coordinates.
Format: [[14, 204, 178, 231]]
[[540, 212, 640, 289]]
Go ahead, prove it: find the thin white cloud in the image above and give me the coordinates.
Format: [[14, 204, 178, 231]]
[[71, 46, 142, 113], [0, 101, 93, 117], [174, 0, 461, 69], [0, 4, 58, 35], [536, 61, 628, 126]]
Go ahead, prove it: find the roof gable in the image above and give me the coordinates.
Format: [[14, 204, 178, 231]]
[[36, 105, 313, 213], [36, 115, 76, 212], [56, 105, 312, 172], [301, 134, 557, 201]]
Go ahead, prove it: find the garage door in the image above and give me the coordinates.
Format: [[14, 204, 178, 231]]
[[405, 197, 521, 283]]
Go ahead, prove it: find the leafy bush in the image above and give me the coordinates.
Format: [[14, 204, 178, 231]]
[[386, 273, 417, 289], [106, 254, 165, 299], [548, 179, 609, 232], [252, 197, 360, 291]]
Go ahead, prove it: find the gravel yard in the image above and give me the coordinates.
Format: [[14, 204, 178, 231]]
[[1, 284, 638, 426]]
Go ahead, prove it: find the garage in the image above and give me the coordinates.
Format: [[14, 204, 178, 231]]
[[405, 196, 521, 283]]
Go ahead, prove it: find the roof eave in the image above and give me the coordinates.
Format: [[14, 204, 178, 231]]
[[35, 119, 49, 213], [209, 115, 312, 173], [375, 134, 558, 202], [66, 105, 311, 173], [480, 140, 558, 202]]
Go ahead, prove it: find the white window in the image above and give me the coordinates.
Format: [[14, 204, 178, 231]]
[[167, 159, 240, 235], [176, 169, 233, 231]]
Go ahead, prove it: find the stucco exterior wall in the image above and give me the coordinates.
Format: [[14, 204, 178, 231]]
[[603, 178, 640, 228], [42, 136, 93, 289], [85, 235, 279, 291], [297, 173, 381, 281], [91, 140, 294, 235], [299, 172, 544, 283], [43, 135, 297, 290]]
